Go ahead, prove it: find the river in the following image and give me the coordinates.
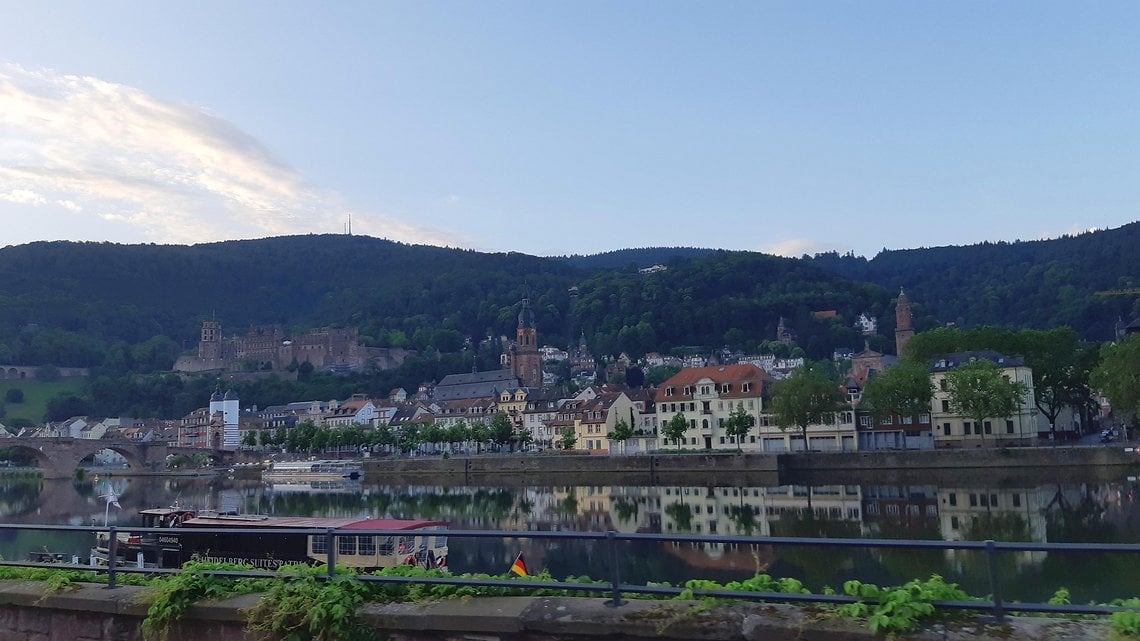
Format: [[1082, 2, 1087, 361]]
[[1, 467, 1138, 604]]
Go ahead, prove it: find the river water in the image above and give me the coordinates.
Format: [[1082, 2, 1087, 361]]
[[2, 466, 1138, 604]]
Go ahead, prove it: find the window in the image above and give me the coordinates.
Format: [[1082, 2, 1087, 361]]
[[742, 382, 752, 393], [1006, 419, 1014, 434], [943, 423, 951, 435], [984, 421, 992, 435], [919, 413, 930, 424], [358, 536, 376, 555], [689, 419, 696, 429], [969, 494, 978, 507], [948, 493, 957, 506], [941, 400, 950, 412], [313, 535, 329, 554], [665, 387, 674, 397], [339, 535, 357, 556], [719, 437, 725, 444], [963, 422, 972, 435], [939, 378, 948, 391], [1012, 493, 1021, 507], [902, 415, 913, 424], [860, 416, 872, 427], [990, 494, 998, 506], [951, 516, 960, 530]]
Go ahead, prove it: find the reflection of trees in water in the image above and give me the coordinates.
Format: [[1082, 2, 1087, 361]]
[[866, 516, 948, 588], [1037, 485, 1140, 604], [613, 498, 638, 525], [962, 511, 1031, 542], [768, 511, 862, 590], [664, 500, 693, 531], [728, 504, 758, 535], [1044, 485, 1114, 543], [0, 478, 42, 515]]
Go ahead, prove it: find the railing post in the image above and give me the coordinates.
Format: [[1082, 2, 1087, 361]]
[[326, 528, 337, 579], [604, 530, 625, 607], [984, 539, 1004, 622], [105, 526, 118, 589]]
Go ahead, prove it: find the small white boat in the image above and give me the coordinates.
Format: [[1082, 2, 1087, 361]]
[[263, 459, 362, 481]]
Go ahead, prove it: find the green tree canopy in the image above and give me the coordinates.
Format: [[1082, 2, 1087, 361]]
[[860, 360, 934, 418], [608, 418, 633, 455], [662, 412, 688, 451], [1091, 334, 1140, 420], [944, 358, 1028, 441], [769, 362, 844, 443], [722, 403, 756, 452]]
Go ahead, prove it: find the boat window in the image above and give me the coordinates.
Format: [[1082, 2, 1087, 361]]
[[338, 536, 356, 556], [358, 536, 376, 555], [312, 535, 329, 555], [433, 536, 447, 547], [379, 537, 394, 555]]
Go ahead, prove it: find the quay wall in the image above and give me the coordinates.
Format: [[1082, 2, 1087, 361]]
[[363, 452, 781, 481], [780, 445, 1140, 473], [362, 447, 1140, 483], [0, 581, 1107, 641]]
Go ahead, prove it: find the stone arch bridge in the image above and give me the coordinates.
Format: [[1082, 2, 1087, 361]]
[[3, 438, 236, 479]]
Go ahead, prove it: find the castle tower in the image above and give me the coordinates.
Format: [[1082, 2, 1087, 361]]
[[221, 389, 240, 449], [198, 321, 222, 360], [511, 298, 543, 388], [895, 289, 915, 356]]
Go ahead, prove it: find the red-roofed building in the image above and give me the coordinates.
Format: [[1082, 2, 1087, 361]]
[[654, 364, 774, 452]]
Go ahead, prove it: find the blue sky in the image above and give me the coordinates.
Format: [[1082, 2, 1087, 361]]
[[1, 2, 1138, 258]]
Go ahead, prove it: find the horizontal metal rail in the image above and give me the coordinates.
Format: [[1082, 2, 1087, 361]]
[[2, 522, 1138, 622]]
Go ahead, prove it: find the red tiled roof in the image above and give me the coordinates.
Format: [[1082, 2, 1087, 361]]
[[655, 364, 772, 403]]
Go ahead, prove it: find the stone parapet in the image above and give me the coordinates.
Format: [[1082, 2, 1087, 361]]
[[0, 581, 1113, 641]]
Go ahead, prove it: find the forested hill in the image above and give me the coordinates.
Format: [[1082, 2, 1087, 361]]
[[0, 223, 1135, 371], [0, 237, 890, 367], [808, 222, 1140, 341]]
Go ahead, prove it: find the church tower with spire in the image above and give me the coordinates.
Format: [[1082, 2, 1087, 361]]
[[894, 289, 915, 356], [509, 298, 543, 388]]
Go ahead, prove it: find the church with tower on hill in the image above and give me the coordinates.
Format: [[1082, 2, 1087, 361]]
[[501, 298, 544, 388]]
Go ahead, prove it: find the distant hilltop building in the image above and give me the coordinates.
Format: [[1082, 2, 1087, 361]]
[[174, 321, 410, 374]]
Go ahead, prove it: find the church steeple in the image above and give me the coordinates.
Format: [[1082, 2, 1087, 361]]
[[509, 297, 542, 388], [895, 289, 915, 356]]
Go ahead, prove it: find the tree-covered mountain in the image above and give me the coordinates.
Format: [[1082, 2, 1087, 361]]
[[0, 223, 1136, 377], [807, 222, 1140, 341]]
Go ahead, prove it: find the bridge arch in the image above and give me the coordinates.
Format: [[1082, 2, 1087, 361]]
[[0, 439, 234, 479]]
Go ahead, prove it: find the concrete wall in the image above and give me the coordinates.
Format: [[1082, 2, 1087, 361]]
[[364, 452, 780, 481], [0, 582, 1107, 641], [779, 445, 1140, 473]]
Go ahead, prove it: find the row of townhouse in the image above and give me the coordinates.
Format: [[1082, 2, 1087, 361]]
[[641, 352, 1045, 455], [169, 350, 1045, 453], [19, 416, 176, 443]]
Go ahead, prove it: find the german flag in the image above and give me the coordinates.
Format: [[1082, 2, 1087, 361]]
[[509, 552, 528, 577]]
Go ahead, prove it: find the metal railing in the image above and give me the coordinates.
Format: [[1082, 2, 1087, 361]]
[[3, 523, 1140, 622]]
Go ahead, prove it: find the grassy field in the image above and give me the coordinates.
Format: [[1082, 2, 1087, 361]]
[[0, 379, 86, 426]]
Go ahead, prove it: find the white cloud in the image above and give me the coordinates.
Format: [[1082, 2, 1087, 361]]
[[0, 62, 459, 247], [760, 238, 849, 258]]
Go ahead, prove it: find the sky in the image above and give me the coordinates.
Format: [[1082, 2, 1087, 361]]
[[2, 2, 1139, 258]]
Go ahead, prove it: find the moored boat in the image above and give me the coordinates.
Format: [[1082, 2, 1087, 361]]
[[263, 459, 363, 481], [92, 505, 447, 572]]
